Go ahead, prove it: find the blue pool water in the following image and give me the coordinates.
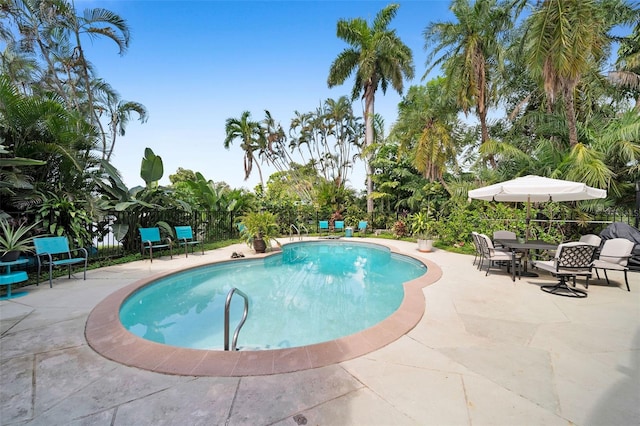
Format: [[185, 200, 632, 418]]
[[120, 241, 427, 350]]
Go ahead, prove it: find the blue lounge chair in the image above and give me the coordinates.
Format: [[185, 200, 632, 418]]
[[33, 236, 88, 288], [139, 227, 173, 262], [174, 226, 204, 257], [358, 221, 368, 235], [319, 221, 329, 236], [334, 220, 345, 234]]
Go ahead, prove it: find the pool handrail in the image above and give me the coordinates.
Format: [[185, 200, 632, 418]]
[[289, 224, 310, 241], [224, 287, 249, 351]]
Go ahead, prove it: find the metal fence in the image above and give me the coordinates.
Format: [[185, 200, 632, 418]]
[[91, 210, 240, 259]]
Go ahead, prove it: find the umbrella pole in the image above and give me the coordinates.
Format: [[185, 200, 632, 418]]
[[526, 196, 531, 241]]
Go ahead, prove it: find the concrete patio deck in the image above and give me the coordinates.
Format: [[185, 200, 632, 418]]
[[1, 238, 639, 425]]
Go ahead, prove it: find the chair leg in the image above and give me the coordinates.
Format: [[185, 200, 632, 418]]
[[541, 276, 588, 298], [624, 271, 630, 292], [603, 269, 610, 285]]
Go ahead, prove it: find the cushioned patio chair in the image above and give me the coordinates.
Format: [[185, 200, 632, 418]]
[[139, 227, 173, 262], [477, 233, 519, 278], [534, 242, 597, 298], [493, 230, 517, 248], [471, 232, 483, 268], [174, 226, 204, 258], [334, 220, 345, 235], [579, 234, 602, 246], [33, 236, 88, 288], [592, 238, 634, 292]]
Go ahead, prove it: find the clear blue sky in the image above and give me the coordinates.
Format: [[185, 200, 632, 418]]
[[80, 1, 453, 191]]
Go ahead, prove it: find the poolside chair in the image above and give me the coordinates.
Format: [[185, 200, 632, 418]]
[[318, 221, 329, 236], [358, 221, 368, 235], [174, 226, 204, 257], [477, 233, 518, 278], [471, 232, 483, 268], [334, 220, 345, 235], [33, 236, 88, 288], [139, 227, 173, 262], [579, 234, 602, 247], [493, 230, 517, 248], [592, 238, 634, 292], [535, 242, 597, 298]]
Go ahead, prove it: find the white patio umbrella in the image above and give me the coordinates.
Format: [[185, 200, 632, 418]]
[[468, 175, 607, 239]]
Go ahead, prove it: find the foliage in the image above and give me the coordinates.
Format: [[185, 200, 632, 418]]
[[392, 220, 408, 238], [239, 211, 280, 248], [224, 111, 265, 189], [410, 210, 435, 239], [1, 0, 146, 161], [328, 3, 414, 212], [0, 218, 38, 256], [393, 79, 460, 182], [32, 191, 94, 247], [94, 148, 190, 250]]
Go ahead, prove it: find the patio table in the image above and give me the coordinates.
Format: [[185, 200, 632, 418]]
[[494, 239, 558, 281]]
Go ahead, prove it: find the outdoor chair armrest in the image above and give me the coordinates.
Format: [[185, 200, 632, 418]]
[[69, 247, 88, 258]]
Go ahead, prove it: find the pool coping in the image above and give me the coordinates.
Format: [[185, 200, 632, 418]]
[[85, 243, 443, 377]]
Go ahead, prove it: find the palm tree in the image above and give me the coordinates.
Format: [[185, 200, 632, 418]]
[[393, 80, 459, 186], [424, 0, 521, 168], [328, 3, 414, 213], [224, 111, 265, 190], [609, 20, 640, 110], [524, 0, 611, 148], [91, 80, 148, 162]]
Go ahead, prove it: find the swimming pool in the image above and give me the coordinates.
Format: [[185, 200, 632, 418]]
[[120, 241, 427, 350]]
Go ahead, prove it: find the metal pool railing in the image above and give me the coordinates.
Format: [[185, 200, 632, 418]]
[[224, 287, 249, 351]]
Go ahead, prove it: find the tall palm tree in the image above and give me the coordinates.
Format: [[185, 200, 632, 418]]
[[393, 79, 459, 186], [524, 0, 611, 148], [224, 111, 265, 190], [328, 3, 414, 213], [609, 20, 640, 110], [424, 0, 521, 168], [92, 80, 148, 162]]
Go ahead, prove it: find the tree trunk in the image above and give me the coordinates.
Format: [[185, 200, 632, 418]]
[[563, 85, 579, 147], [478, 108, 496, 168], [364, 85, 375, 214]]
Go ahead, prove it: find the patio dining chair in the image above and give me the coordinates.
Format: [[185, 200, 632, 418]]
[[471, 232, 483, 268], [334, 220, 345, 235], [493, 230, 517, 248], [579, 234, 602, 247], [592, 238, 634, 292], [477, 233, 519, 278], [535, 242, 597, 298]]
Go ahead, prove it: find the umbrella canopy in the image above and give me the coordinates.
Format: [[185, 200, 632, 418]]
[[468, 175, 607, 203], [468, 175, 607, 239]]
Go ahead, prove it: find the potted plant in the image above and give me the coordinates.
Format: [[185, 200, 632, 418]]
[[239, 211, 279, 253], [411, 211, 435, 252], [0, 219, 38, 262]]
